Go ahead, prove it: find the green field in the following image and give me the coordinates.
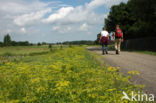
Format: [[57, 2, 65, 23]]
[[0, 46, 144, 103], [0, 46, 49, 56], [130, 51, 156, 56]]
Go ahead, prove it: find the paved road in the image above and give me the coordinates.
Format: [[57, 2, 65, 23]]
[[87, 47, 156, 95]]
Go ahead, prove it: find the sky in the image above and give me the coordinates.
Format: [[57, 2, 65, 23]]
[[0, 0, 128, 43]]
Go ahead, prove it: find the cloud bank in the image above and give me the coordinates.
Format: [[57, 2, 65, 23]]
[[0, 0, 128, 43]]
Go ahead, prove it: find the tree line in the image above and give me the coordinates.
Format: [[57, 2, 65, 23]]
[[0, 34, 32, 47], [62, 40, 95, 45], [0, 34, 97, 47], [104, 0, 155, 40]]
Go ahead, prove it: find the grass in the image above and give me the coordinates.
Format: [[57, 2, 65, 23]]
[[121, 48, 156, 56], [129, 50, 156, 56], [0, 46, 145, 103], [0, 45, 57, 64], [0, 45, 49, 56], [0, 46, 49, 56]]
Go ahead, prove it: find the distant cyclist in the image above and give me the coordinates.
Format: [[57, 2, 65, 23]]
[[100, 27, 110, 55], [113, 25, 124, 54]]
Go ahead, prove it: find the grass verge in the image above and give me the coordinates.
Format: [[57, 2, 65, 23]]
[[0, 47, 144, 103], [130, 50, 156, 56]]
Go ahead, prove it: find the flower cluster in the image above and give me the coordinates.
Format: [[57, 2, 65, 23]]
[[0, 47, 142, 103]]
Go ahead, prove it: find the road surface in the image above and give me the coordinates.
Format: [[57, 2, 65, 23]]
[[87, 47, 156, 95]]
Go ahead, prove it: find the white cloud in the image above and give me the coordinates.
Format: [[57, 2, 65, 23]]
[[43, 7, 74, 23], [0, 0, 128, 42], [80, 23, 88, 31], [20, 27, 26, 33], [52, 25, 73, 34], [87, 0, 128, 9], [43, 0, 107, 26], [52, 26, 60, 31], [43, 0, 128, 26], [0, 0, 52, 14], [14, 8, 51, 26], [67, 26, 72, 31], [86, 0, 106, 10], [6, 29, 12, 33]]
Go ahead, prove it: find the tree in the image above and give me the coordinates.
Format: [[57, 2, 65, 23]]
[[48, 44, 53, 51], [3, 34, 11, 46], [42, 42, 46, 45], [105, 2, 133, 39], [126, 0, 156, 38], [37, 42, 41, 46], [48, 44, 52, 48], [62, 40, 95, 45], [105, 0, 156, 40], [11, 41, 30, 46], [0, 42, 3, 47], [11, 41, 17, 46], [95, 33, 101, 44]]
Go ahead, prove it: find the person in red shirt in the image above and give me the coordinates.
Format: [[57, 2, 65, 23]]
[[113, 25, 124, 54]]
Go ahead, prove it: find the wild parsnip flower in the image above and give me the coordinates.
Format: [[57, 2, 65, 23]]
[[56, 81, 70, 87], [127, 70, 140, 75], [107, 66, 118, 72], [0, 47, 143, 103]]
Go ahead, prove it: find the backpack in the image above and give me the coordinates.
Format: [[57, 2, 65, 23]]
[[115, 29, 123, 37]]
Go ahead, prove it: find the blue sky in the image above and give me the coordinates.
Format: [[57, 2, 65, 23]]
[[0, 0, 128, 43]]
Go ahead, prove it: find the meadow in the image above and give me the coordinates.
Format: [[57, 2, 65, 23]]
[[0, 46, 49, 56], [0, 46, 145, 103]]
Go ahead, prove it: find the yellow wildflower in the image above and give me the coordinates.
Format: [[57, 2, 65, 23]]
[[127, 70, 140, 75]]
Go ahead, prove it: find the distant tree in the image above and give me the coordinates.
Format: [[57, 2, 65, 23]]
[[0, 42, 3, 47], [2, 34, 31, 46], [11, 41, 17, 46], [18, 41, 29, 46], [48, 44, 53, 51], [42, 42, 46, 45], [37, 42, 41, 46], [95, 33, 101, 44], [62, 40, 95, 45], [30, 43, 33, 46], [3, 34, 11, 46], [11, 41, 29, 46]]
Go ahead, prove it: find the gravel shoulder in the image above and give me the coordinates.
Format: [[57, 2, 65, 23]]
[[87, 46, 156, 95]]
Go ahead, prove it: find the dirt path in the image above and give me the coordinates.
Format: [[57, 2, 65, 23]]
[[87, 47, 156, 95]]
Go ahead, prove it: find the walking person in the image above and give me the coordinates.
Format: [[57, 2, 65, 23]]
[[113, 25, 124, 54], [99, 27, 110, 55]]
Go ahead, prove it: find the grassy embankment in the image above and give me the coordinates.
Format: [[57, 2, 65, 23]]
[[0, 46, 144, 103]]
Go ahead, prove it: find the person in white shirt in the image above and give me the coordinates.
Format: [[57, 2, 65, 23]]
[[100, 27, 110, 55]]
